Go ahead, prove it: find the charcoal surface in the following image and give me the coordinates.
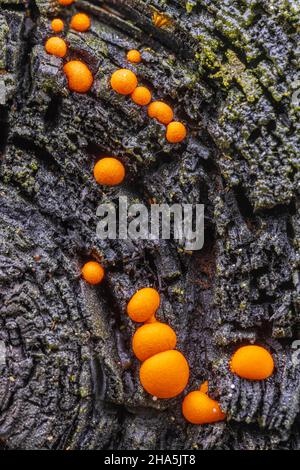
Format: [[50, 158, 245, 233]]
[[0, 0, 299, 450]]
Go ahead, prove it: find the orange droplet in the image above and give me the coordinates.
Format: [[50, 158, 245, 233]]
[[45, 37, 67, 58], [182, 391, 226, 425], [63, 60, 93, 93], [81, 261, 105, 285], [132, 322, 177, 361], [230, 345, 274, 380], [140, 350, 189, 398], [131, 86, 152, 106], [110, 69, 138, 95], [127, 287, 160, 323], [199, 380, 209, 394], [166, 121, 187, 143], [70, 13, 91, 32], [58, 0, 75, 5], [93, 157, 125, 186], [127, 50, 142, 63], [148, 101, 174, 125], [51, 19, 64, 33]]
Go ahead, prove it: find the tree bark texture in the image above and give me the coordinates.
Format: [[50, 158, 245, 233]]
[[0, 0, 299, 450]]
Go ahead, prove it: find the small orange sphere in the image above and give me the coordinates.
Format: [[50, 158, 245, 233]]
[[127, 287, 160, 323], [45, 37, 67, 58], [166, 121, 187, 143], [110, 69, 138, 95], [63, 60, 93, 93], [51, 19, 64, 33], [127, 50, 142, 63], [230, 345, 274, 380], [131, 86, 152, 106], [58, 0, 75, 5], [93, 158, 125, 186], [70, 13, 91, 32], [81, 261, 105, 285], [132, 322, 177, 361], [182, 391, 226, 425], [148, 101, 174, 125], [140, 350, 189, 398]]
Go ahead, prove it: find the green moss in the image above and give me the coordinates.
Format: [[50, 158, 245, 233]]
[[211, 50, 262, 102]]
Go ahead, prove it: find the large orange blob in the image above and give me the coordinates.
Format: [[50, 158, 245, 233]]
[[148, 101, 174, 125], [94, 157, 125, 186], [230, 345, 274, 380], [45, 37, 67, 58], [140, 350, 189, 398], [110, 69, 138, 95], [182, 391, 226, 425], [127, 287, 160, 323], [63, 61, 93, 93], [166, 121, 187, 143], [132, 322, 177, 361]]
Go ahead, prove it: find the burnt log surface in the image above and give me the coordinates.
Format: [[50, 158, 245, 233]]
[[0, 0, 299, 450]]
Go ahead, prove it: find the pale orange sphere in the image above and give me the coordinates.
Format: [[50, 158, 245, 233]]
[[63, 60, 93, 93], [182, 391, 226, 425], [132, 322, 177, 361], [110, 69, 138, 95], [140, 350, 189, 398], [93, 157, 125, 186], [131, 86, 152, 106], [127, 287, 160, 323], [148, 101, 174, 125], [127, 50, 142, 63], [70, 13, 91, 32], [166, 121, 187, 143], [51, 19, 64, 33], [81, 261, 105, 285], [45, 37, 67, 58], [230, 345, 274, 380]]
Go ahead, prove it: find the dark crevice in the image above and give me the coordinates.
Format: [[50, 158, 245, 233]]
[[234, 185, 254, 220]]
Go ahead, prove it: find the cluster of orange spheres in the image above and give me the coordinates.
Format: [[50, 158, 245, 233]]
[[52, 0, 276, 425], [126, 287, 226, 424], [45, 1, 93, 93], [110, 51, 187, 144], [127, 287, 189, 399]]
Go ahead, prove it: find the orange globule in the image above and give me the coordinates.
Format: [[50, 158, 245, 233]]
[[127, 50, 142, 63], [148, 101, 174, 125], [131, 86, 152, 106], [166, 121, 187, 143], [58, 0, 75, 5], [230, 345, 274, 380], [45, 37, 67, 58], [127, 287, 160, 323], [93, 157, 125, 186], [199, 380, 209, 394], [132, 322, 177, 362], [182, 391, 226, 425], [51, 18, 64, 33], [70, 13, 91, 32], [140, 350, 189, 398], [110, 69, 138, 95], [63, 60, 93, 93], [81, 261, 105, 285]]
